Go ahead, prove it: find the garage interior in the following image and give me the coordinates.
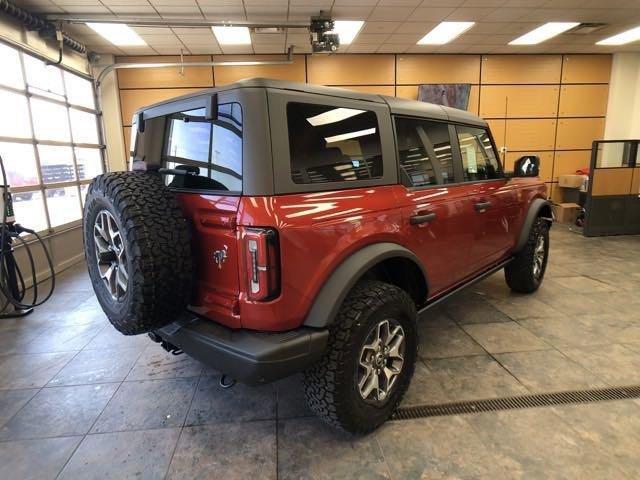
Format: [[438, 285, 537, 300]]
[[0, 0, 639, 478]]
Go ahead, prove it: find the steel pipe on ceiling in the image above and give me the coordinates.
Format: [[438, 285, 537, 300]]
[[95, 45, 295, 86], [45, 15, 310, 30]]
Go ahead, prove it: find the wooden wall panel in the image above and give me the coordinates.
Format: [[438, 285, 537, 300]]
[[307, 54, 394, 85], [479, 85, 559, 118], [592, 168, 633, 196], [395, 85, 417, 100], [395, 84, 479, 113], [212, 54, 306, 85], [631, 168, 640, 194], [120, 88, 204, 125], [559, 84, 609, 117], [505, 151, 554, 182], [343, 85, 395, 96], [561, 55, 612, 84], [549, 183, 564, 203], [396, 55, 480, 84], [553, 150, 591, 181], [487, 120, 505, 149], [487, 119, 557, 151], [116, 55, 213, 89], [556, 118, 605, 150], [481, 55, 562, 85]]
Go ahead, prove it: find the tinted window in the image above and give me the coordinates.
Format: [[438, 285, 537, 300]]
[[287, 102, 383, 184], [395, 117, 455, 187], [163, 103, 242, 192], [456, 126, 501, 181]]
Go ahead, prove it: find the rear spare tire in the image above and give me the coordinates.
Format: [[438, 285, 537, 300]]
[[83, 171, 192, 335]]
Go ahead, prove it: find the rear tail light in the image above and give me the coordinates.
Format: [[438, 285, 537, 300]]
[[240, 227, 280, 301]]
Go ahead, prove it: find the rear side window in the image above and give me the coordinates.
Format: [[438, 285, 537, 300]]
[[162, 103, 242, 192], [395, 117, 455, 187], [456, 125, 501, 182], [287, 102, 383, 184]]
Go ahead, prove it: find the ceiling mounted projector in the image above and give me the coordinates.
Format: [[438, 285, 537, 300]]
[[310, 15, 339, 53]]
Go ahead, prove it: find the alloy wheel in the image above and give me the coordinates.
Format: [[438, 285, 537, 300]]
[[357, 318, 405, 404], [533, 234, 545, 279], [93, 209, 128, 300]]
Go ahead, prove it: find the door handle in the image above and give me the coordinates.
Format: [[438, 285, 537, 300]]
[[474, 201, 492, 212], [410, 212, 437, 225]]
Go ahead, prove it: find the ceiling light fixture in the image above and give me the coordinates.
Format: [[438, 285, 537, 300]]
[[86, 23, 146, 46], [509, 22, 579, 45], [329, 20, 365, 45], [212, 26, 252, 45], [417, 22, 475, 45], [596, 25, 640, 45]]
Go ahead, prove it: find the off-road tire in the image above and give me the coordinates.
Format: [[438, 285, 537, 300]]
[[83, 171, 192, 335], [505, 217, 550, 294], [303, 281, 418, 433]]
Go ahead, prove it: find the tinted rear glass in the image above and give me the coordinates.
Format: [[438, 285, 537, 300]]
[[286, 102, 383, 184], [162, 103, 242, 192]]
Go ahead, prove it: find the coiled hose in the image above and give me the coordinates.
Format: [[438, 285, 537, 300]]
[[0, 154, 55, 312]]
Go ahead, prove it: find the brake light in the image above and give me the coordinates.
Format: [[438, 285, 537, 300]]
[[241, 227, 280, 301]]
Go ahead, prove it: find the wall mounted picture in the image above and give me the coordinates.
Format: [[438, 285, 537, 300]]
[[418, 84, 471, 110]]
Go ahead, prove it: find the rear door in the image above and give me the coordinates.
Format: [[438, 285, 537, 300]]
[[139, 92, 245, 327], [394, 117, 478, 296], [453, 124, 518, 271]]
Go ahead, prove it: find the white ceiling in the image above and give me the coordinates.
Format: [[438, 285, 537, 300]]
[[14, 0, 640, 56]]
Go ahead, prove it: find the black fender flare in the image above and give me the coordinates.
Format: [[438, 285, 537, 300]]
[[303, 242, 428, 329], [514, 198, 552, 254]]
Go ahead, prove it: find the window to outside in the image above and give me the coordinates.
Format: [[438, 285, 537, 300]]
[[162, 103, 243, 192], [287, 102, 383, 184], [395, 117, 455, 187], [456, 126, 501, 181], [0, 41, 104, 233]]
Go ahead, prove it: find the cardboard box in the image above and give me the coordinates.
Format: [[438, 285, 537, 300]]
[[558, 174, 587, 189], [552, 203, 581, 224]]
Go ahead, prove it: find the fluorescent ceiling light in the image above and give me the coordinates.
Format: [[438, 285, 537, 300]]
[[509, 22, 579, 45], [307, 108, 365, 126], [417, 22, 475, 45], [329, 20, 365, 45], [597, 26, 640, 45], [212, 26, 251, 45], [86, 23, 146, 46], [325, 128, 376, 144]]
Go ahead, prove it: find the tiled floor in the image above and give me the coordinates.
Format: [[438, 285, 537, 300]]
[[0, 227, 639, 479]]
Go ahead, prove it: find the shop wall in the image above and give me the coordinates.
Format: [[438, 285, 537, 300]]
[[116, 53, 612, 201], [0, 15, 91, 284]]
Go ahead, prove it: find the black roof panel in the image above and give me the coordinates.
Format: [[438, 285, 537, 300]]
[[136, 77, 486, 127]]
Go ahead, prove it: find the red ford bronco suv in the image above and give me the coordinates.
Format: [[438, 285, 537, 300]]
[[83, 78, 551, 433]]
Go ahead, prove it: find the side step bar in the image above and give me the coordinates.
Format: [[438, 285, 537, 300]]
[[418, 257, 513, 315]]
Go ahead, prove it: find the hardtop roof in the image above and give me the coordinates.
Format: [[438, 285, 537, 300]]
[[136, 77, 486, 127]]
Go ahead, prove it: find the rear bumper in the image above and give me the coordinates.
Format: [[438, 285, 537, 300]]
[[154, 315, 329, 385]]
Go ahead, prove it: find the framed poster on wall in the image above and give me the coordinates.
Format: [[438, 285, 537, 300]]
[[418, 84, 471, 110]]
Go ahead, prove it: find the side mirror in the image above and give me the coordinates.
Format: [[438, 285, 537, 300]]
[[513, 155, 540, 177]]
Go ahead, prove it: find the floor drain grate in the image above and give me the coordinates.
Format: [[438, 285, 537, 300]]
[[393, 385, 640, 421]]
